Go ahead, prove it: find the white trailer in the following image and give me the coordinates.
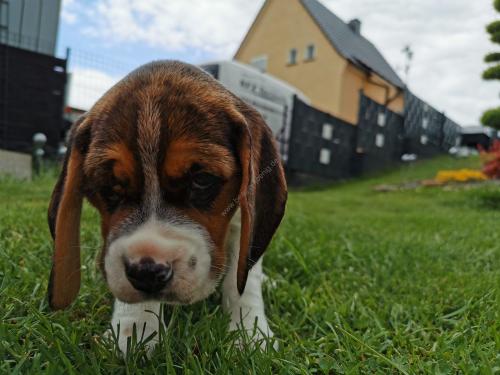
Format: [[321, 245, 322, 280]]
[[200, 60, 309, 163]]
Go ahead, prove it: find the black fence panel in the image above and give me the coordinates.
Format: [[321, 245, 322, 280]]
[[355, 94, 405, 174], [0, 43, 67, 154], [403, 90, 445, 158], [287, 97, 356, 180], [442, 117, 461, 151]]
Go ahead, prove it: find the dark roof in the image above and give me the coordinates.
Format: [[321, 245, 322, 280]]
[[300, 0, 405, 88]]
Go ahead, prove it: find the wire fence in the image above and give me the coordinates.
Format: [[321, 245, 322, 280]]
[[66, 48, 139, 111]]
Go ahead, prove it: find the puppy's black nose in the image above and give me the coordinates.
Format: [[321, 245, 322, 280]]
[[124, 257, 173, 294]]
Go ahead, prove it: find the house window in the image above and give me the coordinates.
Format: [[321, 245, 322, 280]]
[[288, 48, 297, 65], [319, 148, 331, 165], [305, 44, 315, 60], [250, 55, 268, 73], [322, 123, 333, 140], [375, 133, 385, 148]]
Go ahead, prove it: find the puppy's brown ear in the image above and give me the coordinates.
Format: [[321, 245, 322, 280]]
[[47, 116, 91, 310], [235, 106, 287, 295]]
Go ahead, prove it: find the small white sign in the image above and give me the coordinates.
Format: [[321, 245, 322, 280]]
[[322, 123, 334, 140], [377, 112, 386, 127], [319, 148, 331, 165], [420, 135, 428, 145], [422, 118, 429, 129], [375, 133, 385, 148]]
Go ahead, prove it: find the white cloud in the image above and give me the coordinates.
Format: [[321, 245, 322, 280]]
[[321, 0, 500, 125], [67, 67, 122, 110], [61, 0, 78, 24], [80, 0, 263, 59], [61, 0, 499, 125]]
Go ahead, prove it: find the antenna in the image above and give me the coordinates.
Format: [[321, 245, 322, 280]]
[[402, 45, 414, 86]]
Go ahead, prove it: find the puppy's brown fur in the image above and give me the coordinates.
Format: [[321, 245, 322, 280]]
[[48, 61, 287, 310]]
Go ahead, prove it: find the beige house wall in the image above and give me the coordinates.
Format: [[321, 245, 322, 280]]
[[341, 64, 405, 124], [235, 0, 404, 125], [235, 0, 347, 117]]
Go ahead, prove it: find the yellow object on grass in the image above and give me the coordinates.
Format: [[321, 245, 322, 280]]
[[435, 169, 488, 183]]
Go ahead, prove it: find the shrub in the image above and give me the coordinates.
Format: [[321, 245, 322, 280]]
[[480, 139, 500, 178], [483, 65, 500, 80], [487, 20, 500, 34], [482, 1, 500, 129], [481, 108, 500, 129], [485, 52, 500, 63]]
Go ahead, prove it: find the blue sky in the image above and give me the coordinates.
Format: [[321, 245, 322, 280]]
[[56, 0, 498, 126], [56, 0, 261, 109], [56, 7, 215, 68]]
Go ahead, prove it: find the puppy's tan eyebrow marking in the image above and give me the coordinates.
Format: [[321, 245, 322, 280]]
[[85, 142, 135, 176], [104, 143, 136, 181], [164, 138, 236, 179]]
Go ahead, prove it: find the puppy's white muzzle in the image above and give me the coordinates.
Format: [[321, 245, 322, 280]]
[[104, 218, 217, 304]]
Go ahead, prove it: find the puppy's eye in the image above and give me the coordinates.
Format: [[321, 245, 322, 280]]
[[192, 173, 221, 190], [101, 184, 125, 208], [108, 192, 121, 203], [189, 172, 223, 210]]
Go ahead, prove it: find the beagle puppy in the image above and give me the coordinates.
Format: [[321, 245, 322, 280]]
[[47, 61, 287, 353]]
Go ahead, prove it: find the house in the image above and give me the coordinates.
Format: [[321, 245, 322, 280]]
[[0, 0, 66, 155], [234, 0, 405, 125]]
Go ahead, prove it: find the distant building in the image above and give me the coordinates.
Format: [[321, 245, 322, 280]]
[[200, 60, 309, 161], [0, 0, 61, 56], [461, 126, 495, 149], [0, 0, 66, 154], [234, 0, 404, 125]]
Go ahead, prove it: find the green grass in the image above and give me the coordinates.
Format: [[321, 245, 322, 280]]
[[1, 156, 500, 374]]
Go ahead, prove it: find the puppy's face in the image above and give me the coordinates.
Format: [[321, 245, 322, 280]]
[[83, 68, 243, 305], [47, 61, 287, 309]]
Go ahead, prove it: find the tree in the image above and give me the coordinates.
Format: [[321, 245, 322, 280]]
[[481, 0, 500, 129]]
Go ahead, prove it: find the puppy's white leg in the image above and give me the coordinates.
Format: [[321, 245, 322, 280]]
[[222, 213, 275, 348], [224, 259, 273, 337], [110, 299, 162, 355]]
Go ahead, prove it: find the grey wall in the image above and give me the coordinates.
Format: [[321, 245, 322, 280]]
[[0, 0, 61, 56]]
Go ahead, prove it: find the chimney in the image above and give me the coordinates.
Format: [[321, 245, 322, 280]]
[[348, 18, 361, 35]]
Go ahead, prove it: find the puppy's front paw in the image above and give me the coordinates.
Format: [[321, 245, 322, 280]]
[[108, 300, 162, 356], [107, 317, 160, 356], [229, 314, 278, 350]]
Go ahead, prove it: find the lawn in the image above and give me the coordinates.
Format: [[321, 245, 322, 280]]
[[1, 156, 500, 374]]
